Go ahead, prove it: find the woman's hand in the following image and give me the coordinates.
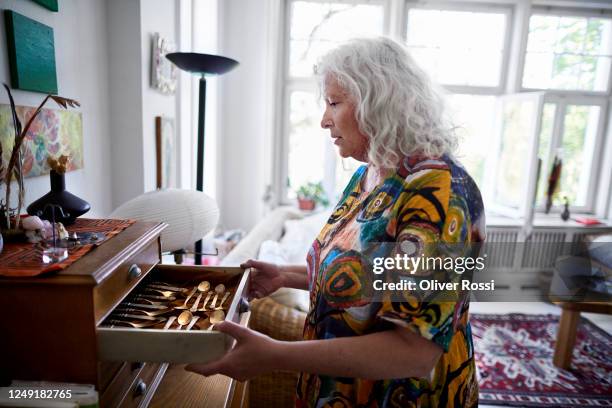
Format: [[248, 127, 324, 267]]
[[185, 321, 279, 381], [241, 259, 285, 300]]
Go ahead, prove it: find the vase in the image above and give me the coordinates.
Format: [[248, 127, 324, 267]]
[[27, 171, 90, 225]]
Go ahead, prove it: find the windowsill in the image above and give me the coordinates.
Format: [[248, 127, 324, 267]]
[[486, 212, 612, 229]]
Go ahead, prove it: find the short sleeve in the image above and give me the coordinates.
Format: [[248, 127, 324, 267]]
[[376, 168, 458, 352]]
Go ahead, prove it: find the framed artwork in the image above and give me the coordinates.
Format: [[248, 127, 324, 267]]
[[0, 104, 83, 179], [155, 116, 177, 189], [151, 33, 177, 95], [4, 11, 58, 94], [31, 0, 59, 12]]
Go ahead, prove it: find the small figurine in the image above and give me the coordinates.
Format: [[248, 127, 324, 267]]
[[561, 197, 570, 221]]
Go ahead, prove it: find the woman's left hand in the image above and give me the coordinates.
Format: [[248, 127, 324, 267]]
[[185, 321, 279, 381]]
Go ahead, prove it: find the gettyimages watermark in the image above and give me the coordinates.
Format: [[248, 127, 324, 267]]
[[330, 240, 612, 302]]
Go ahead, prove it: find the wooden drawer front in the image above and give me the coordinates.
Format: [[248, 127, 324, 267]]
[[97, 266, 250, 365], [94, 239, 160, 324], [101, 362, 144, 408], [119, 363, 166, 408]]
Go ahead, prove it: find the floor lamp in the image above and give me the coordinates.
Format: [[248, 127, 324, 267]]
[[166, 52, 239, 265]]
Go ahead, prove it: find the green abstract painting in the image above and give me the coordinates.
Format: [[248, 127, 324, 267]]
[[31, 0, 59, 12], [0, 104, 83, 179], [4, 10, 58, 94]]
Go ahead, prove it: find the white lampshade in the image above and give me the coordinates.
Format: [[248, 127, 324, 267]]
[[110, 188, 219, 252]]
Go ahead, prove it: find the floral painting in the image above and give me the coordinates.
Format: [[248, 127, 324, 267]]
[[0, 104, 83, 179]]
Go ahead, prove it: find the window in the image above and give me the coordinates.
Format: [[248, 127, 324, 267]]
[[283, 0, 384, 201], [278, 0, 612, 217], [523, 12, 612, 92], [406, 6, 511, 89]]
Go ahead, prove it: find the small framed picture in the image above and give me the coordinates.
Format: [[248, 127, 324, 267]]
[[155, 116, 177, 189], [151, 33, 177, 95]]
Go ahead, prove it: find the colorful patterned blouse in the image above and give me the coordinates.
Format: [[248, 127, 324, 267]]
[[296, 155, 485, 408]]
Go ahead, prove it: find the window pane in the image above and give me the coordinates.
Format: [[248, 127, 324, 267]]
[[523, 14, 612, 91], [446, 94, 497, 188], [406, 9, 507, 87], [493, 99, 537, 210], [289, 1, 384, 77], [287, 90, 332, 199], [558, 105, 600, 207], [536, 103, 557, 206]]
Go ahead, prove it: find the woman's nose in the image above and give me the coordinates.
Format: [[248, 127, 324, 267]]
[[321, 111, 332, 129]]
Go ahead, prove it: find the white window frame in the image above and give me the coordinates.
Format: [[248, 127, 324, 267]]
[[535, 93, 609, 213], [274, 0, 612, 217], [277, 0, 388, 203], [404, 0, 515, 95], [519, 6, 612, 96]]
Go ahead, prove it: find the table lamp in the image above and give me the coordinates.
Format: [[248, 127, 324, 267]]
[[166, 52, 239, 264]]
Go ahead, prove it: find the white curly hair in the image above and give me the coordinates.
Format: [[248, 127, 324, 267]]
[[315, 37, 457, 169]]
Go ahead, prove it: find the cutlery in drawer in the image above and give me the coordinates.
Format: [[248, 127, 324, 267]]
[[111, 313, 167, 322], [148, 284, 189, 293], [132, 294, 176, 302], [108, 319, 161, 328], [122, 302, 168, 310], [114, 307, 172, 317]]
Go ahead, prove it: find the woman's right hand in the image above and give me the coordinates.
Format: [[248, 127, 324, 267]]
[[240, 259, 285, 300]]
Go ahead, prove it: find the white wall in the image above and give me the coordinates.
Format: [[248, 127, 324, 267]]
[[217, 0, 278, 230], [140, 0, 177, 193], [0, 0, 112, 217], [107, 0, 143, 210], [107, 0, 178, 209]]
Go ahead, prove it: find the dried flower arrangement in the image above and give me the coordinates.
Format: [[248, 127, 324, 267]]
[[1, 84, 80, 230], [47, 155, 70, 175]]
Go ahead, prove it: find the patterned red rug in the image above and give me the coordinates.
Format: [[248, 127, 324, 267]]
[[471, 313, 612, 407]]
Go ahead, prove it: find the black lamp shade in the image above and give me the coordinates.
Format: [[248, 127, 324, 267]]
[[166, 52, 239, 75]]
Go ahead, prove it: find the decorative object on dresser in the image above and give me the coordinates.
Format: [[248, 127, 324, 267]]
[[110, 188, 220, 264], [4, 10, 58, 94], [0, 84, 80, 232], [27, 155, 90, 225], [165, 51, 238, 264], [155, 116, 177, 189], [0, 220, 251, 407]]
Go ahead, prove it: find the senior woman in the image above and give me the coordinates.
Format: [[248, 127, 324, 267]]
[[187, 37, 485, 407]]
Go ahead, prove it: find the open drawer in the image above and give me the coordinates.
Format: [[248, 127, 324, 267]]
[[97, 264, 250, 364]]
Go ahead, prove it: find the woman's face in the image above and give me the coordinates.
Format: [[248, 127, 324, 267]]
[[320, 76, 369, 162]]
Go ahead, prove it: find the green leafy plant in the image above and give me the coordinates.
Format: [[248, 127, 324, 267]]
[[296, 181, 329, 207], [1, 84, 79, 230]]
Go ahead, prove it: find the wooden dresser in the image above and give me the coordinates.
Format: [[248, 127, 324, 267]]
[[0, 221, 249, 407]]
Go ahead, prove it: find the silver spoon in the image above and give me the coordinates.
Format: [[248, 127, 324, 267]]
[[207, 310, 225, 331], [214, 292, 231, 310], [176, 310, 193, 330], [163, 315, 177, 330], [175, 287, 198, 310], [197, 291, 214, 312]]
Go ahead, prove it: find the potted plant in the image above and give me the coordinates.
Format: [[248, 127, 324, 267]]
[[0, 84, 79, 234], [296, 181, 329, 211]]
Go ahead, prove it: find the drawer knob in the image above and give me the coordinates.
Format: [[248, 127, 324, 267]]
[[128, 264, 142, 280], [133, 379, 147, 398], [238, 298, 250, 314]]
